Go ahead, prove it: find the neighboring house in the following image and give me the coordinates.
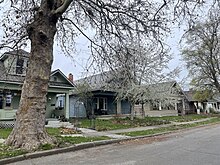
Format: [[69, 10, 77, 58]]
[[69, 71, 131, 118], [70, 73, 188, 118], [134, 81, 186, 117], [184, 90, 220, 114], [70, 70, 195, 118], [0, 50, 75, 120]]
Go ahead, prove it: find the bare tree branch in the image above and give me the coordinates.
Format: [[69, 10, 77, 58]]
[[55, 0, 73, 14]]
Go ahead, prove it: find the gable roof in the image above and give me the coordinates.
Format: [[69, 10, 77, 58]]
[[0, 64, 74, 88], [131, 81, 184, 101], [75, 70, 182, 99], [183, 91, 197, 102], [0, 61, 25, 83], [74, 71, 121, 91], [0, 49, 29, 61], [50, 69, 75, 88], [0, 50, 74, 89], [147, 81, 177, 93]]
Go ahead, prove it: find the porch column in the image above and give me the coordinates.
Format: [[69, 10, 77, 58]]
[[117, 100, 122, 114], [159, 101, 162, 111], [182, 98, 186, 115], [175, 102, 178, 111], [65, 93, 70, 119]]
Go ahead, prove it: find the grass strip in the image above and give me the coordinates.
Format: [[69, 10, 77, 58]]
[[78, 114, 209, 131], [0, 136, 111, 159], [0, 144, 28, 159], [119, 117, 220, 137]]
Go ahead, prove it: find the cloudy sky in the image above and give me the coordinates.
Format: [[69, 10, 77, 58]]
[[52, 27, 187, 82], [52, 36, 91, 80]]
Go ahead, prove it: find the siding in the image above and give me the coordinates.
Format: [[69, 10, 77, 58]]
[[121, 100, 131, 114], [69, 96, 87, 117], [107, 96, 116, 115]]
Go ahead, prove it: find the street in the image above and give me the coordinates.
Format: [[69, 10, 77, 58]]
[[8, 124, 220, 165]]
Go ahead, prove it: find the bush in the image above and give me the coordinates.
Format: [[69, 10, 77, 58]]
[[209, 107, 215, 114]]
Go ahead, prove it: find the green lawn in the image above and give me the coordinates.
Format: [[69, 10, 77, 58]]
[[158, 114, 209, 122], [78, 117, 170, 131], [0, 127, 62, 139], [56, 136, 110, 148], [78, 114, 209, 131], [119, 117, 220, 137], [0, 128, 12, 139], [0, 127, 110, 159], [0, 144, 27, 159]]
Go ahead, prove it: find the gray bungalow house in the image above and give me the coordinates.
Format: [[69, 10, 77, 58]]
[[0, 50, 75, 120], [184, 90, 220, 114], [134, 81, 186, 117], [70, 72, 190, 118], [69, 71, 131, 118]]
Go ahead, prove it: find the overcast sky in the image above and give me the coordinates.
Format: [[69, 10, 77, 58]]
[[52, 36, 91, 80], [52, 27, 188, 83]]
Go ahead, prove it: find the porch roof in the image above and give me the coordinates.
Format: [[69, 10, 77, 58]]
[[74, 71, 123, 92], [183, 91, 198, 102], [184, 90, 220, 103], [91, 90, 117, 96]]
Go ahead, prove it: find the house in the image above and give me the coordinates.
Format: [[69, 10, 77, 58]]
[[70, 71, 190, 118], [184, 90, 220, 114], [69, 71, 131, 118], [134, 81, 186, 117], [0, 49, 75, 120]]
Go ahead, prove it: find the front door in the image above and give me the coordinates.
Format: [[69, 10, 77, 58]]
[[94, 97, 107, 115]]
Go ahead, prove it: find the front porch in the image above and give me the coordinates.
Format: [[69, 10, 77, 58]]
[[0, 89, 71, 121], [70, 90, 131, 118]]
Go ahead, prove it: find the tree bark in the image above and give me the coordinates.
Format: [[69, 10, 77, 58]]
[[5, 3, 59, 150], [130, 102, 135, 120]]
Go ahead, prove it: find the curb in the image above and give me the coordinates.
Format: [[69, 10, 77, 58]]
[[0, 131, 173, 165], [0, 120, 219, 165]]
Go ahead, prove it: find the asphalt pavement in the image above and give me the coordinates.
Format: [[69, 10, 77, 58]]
[[0, 117, 216, 164]]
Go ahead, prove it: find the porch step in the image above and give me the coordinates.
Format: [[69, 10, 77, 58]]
[[45, 121, 73, 128], [47, 120, 60, 125]]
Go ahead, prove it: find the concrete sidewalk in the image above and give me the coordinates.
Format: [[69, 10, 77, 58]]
[[78, 117, 214, 138], [0, 118, 214, 143], [78, 128, 130, 138]]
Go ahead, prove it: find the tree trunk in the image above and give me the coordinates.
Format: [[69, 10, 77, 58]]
[[141, 103, 145, 118], [5, 4, 58, 150], [130, 102, 135, 120]]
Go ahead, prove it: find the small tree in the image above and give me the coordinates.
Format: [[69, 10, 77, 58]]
[[182, 7, 220, 93], [75, 83, 93, 119], [193, 90, 213, 102], [104, 40, 176, 120]]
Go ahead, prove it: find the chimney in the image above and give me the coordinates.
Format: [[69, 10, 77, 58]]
[[68, 73, 73, 83]]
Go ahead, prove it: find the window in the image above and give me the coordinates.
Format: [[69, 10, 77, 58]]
[[16, 58, 24, 74], [5, 94, 12, 107], [59, 100, 63, 107], [54, 76, 57, 82], [55, 95, 65, 110], [0, 94, 3, 109], [95, 97, 107, 110]]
